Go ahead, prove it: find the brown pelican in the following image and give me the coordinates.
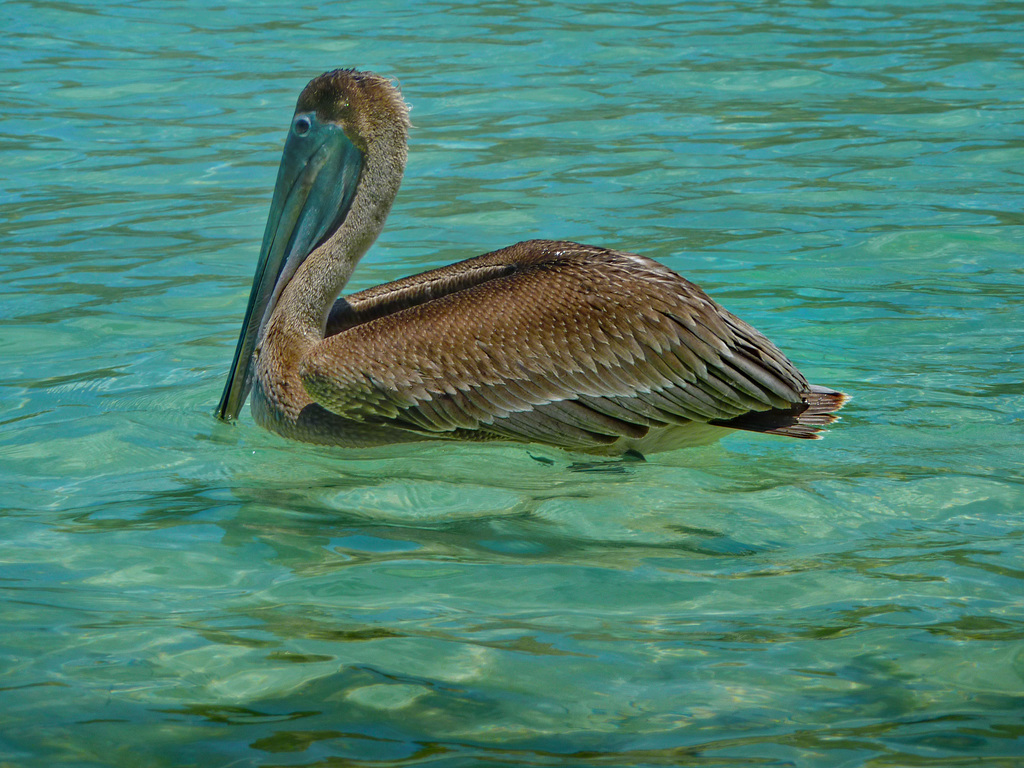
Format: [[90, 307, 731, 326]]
[[216, 69, 847, 455]]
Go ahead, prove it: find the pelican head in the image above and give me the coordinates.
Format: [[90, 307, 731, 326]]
[[216, 70, 410, 421]]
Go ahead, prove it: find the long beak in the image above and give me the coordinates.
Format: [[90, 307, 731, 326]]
[[216, 114, 363, 421]]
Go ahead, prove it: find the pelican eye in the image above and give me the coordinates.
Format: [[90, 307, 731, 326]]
[[293, 115, 312, 136]]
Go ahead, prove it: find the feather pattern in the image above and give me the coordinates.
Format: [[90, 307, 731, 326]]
[[298, 240, 843, 451]]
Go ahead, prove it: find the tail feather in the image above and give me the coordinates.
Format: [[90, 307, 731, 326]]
[[711, 384, 849, 439]]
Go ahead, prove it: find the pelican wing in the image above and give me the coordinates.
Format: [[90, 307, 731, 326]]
[[301, 240, 812, 449]]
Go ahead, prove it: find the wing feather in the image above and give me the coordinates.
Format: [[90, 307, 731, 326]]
[[301, 240, 817, 449]]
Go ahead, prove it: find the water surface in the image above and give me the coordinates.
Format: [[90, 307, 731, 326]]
[[2, 1, 1023, 766]]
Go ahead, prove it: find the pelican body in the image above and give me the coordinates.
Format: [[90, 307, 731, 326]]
[[216, 69, 847, 454]]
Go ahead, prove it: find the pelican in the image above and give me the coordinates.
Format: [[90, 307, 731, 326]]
[[216, 69, 847, 455]]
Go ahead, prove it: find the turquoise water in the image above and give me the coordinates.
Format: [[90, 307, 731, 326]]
[[3, 0, 1023, 765]]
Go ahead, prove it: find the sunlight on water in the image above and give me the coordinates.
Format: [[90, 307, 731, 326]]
[[2, 0, 1023, 766]]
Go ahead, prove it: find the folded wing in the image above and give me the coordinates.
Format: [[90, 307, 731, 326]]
[[302, 240, 827, 450]]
